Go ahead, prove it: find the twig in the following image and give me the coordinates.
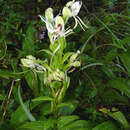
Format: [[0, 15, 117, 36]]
[[0, 80, 14, 126]]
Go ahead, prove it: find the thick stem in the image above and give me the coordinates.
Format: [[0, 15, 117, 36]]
[[50, 87, 58, 118]]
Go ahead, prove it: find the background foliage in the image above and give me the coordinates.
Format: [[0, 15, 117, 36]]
[[0, 0, 130, 129]]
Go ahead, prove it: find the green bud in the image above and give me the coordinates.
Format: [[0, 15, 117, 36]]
[[26, 55, 36, 60], [45, 8, 53, 22], [62, 7, 72, 19], [66, 0, 74, 7], [70, 50, 80, 62]]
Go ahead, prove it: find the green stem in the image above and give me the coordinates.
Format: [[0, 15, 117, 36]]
[[50, 87, 58, 118], [58, 38, 63, 64]]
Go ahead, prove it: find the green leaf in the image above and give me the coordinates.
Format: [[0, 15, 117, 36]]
[[99, 108, 129, 129], [40, 103, 52, 116], [101, 66, 115, 78], [102, 89, 129, 104], [0, 122, 12, 130], [57, 101, 77, 115], [18, 86, 36, 122], [32, 96, 54, 102], [62, 52, 73, 64], [108, 78, 130, 98], [81, 26, 105, 53], [58, 115, 93, 130], [62, 120, 93, 130], [18, 120, 55, 130], [49, 40, 59, 52], [11, 99, 41, 127], [104, 49, 118, 61], [93, 15, 126, 51], [22, 24, 36, 55], [120, 49, 130, 74], [23, 68, 39, 96], [0, 94, 6, 100], [109, 111, 129, 129], [58, 115, 79, 128], [80, 63, 103, 70], [92, 121, 117, 130], [39, 49, 52, 56], [0, 70, 20, 79], [57, 102, 74, 109]]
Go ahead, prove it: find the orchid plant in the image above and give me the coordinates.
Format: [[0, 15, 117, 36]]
[[21, 0, 86, 116]]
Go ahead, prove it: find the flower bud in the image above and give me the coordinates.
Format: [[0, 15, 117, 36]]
[[26, 55, 36, 60], [66, 0, 74, 7], [45, 8, 54, 22], [70, 50, 80, 62], [62, 7, 72, 19]]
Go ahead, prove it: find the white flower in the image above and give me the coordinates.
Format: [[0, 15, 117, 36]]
[[21, 55, 36, 68], [66, 0, 82, 16], [63, 0, 88, 30], [21, 55, 46, 71], [39, 8, 73, 44]]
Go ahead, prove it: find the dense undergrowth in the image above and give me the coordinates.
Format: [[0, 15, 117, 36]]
[[0, 0, 130, 130]]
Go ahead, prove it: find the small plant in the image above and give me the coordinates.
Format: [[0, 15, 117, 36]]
[[21, 0, 86, 117]]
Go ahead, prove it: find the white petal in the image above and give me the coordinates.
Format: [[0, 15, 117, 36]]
[[71, 1, 82, 16], [55, 16, 64, 28]]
